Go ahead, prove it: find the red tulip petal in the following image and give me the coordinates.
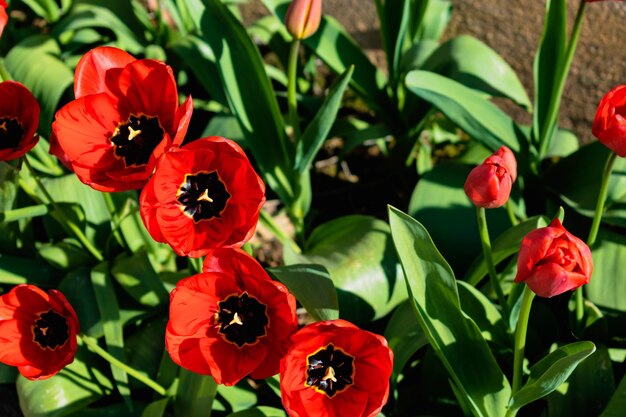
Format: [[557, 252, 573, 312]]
[[74, 46, 135, 99]]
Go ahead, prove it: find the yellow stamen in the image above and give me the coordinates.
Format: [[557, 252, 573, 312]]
[[322, 366, 337, 382], [197, 189, 214, 203], [229, 312, 243, 326], [39, 327, 49, 336], [127, 126, 142, 141], [0, 121, 6, 132]]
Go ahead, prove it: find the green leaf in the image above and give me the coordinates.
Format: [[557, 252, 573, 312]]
[[111, 251, 169, 307], [284, 215, 407, 324], [464, 215, 549, 286], [90, 263, 132, 410], [226, 407, 286, 417], [405, 70, 522, 152], [601, 372, 626, 417], [295, 65, 354, 173], [200, 0, 294, 208], [169, 35, 229, 107], [268, 264, 339, 322], [37, 240, 92, 271], [587, 228, 626, 312], [4, 35, 73, 137], [261, 0, 394, 120], [379, 0, 411, 82], [218, 384, 257, 413], [141, 398, 170, 417], [532, 0, 567, 145], [17, 344, 113, 417], [546, 128, 579, 159], [125, 317, 168, 390], [547, 345, 615, 417], [408, 163, 510, 274], [388, 206, 510, 417], [411, 0, 452, 42], [175, 369, 218, 417], [509, 341, 596, 411], [421, 35, 531, 110], [0, 363, 17, 383], [58, 267, 103, 338], [457, 281, 509, 347], [384, 300, 428, 382], [0, 254, 58, 286]]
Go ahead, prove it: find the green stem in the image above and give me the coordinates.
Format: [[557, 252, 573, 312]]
[[538, 0, 587, 160], [576, 151, 617, 325], [476, 207, 510, 324], [511, 285, 536, 395], [506, 200, 519, 226], [80, 333, 167, 396], [23, 158, 104, 262], [287, 39, 301, 141]]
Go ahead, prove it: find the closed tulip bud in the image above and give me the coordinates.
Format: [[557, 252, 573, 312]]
[[515, 219, 593, 298], [464, 146, 517, 209], [592, 85, 626, 157], [285, 0, 322, 40]]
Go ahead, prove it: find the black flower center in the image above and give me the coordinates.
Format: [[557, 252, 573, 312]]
[[215, 293, 268, 348], [110, 114, 164, 167], [0, 117, 25, 150], [33, 310, 69, 350], [177, 171, 231, 223], [306, 344, 354, 398]]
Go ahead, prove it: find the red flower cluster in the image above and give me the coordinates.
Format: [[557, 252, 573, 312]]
[[515, 219, 593, 298], [0, 285, 79, 380], [464, 146, 517, 209], [51, 46, 193, 192], [140, 136, 266, 257], [280, 320, 393, 417], [0, 81, 40, 161], [592, 84, 626, 157], [165, 248, 297, 385]]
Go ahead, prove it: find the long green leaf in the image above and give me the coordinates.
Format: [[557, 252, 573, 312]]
[[4, 35, 73, 137], [405, 70, 522, 152], [200, 0, 294, 206], [532, 0, 567, 146], [601, 373, 626, 417], [269, 264, 339, 322], [90, 263, 132, 410], [388, 206, 510, 417], [295, 65, 353, 172], [421, 35, 531, 109], [510, 341, 596, 411], [175, 370, 218, 417]]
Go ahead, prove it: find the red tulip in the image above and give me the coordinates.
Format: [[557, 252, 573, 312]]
[[140, 136, 265, 257], [51, 46, 193, 192], [165, 248, 297, 386], [0, 81, 40, 161], [514, 219, 593, 298], [592, 85, 626, 157], [280, 320, 393, 417], [285, 0, 322, 40], [0, 285, 79, 380], [464, 146, 517, 208], [0, 0, 7, 39]]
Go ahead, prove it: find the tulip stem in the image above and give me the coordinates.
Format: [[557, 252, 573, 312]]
[[537, 0, 587, 160], [576, 151, 617, 325], [476, 207, 510, 324], [22, 157, 104, 262], [287, 39, 301, 141], [505, 200, 519, 226], [511, 285, 535, 395], [79, 333, 167, 396]]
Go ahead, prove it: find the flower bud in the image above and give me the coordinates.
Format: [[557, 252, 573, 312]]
[[0, 1, 8, 40], [592, 84, 626, 157], [285, 0, 322, 40], [515, 219, 593, 298], [464, 146, 517, 209]]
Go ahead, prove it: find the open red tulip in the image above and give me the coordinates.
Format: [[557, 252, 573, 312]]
[[0, 285, 79, 380], [0, 81, 40, 161], [51, 46, 193, 192], [165, 248, 297, 386]]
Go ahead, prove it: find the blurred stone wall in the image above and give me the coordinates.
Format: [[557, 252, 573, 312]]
[[242, 1, 626, 142]]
